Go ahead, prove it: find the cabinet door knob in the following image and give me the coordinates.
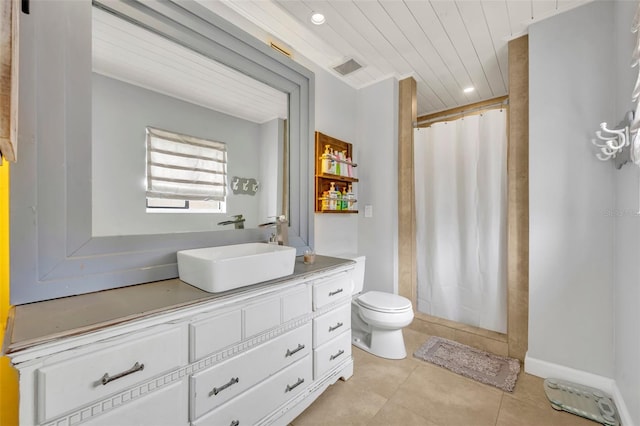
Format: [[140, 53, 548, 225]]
[[230, 421, 240, 426], [99, 362, 144, 386]]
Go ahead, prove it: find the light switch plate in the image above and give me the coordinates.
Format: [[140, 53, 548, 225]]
[[364, 205, 373, 218]]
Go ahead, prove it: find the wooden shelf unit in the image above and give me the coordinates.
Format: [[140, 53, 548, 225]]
[[314, 132, 358, 213]]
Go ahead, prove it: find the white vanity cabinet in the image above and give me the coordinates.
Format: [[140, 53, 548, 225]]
[[311, 272, 354, 380], [6, 258, 355, 426]]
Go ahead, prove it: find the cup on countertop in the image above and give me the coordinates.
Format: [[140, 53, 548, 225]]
[[303, 250, 316, 265]]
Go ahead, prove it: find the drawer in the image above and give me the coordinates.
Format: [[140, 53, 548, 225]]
[[193, 355, 312, 426], [190, 322, 311, 419], [244, 295, 281, 337], [190, 309, 242, 362], [312, 271, 353, 310], [83, 378, 189, 426], [313, 302, 351, 348], [313, 330, 352, 379], [282, 285, 312, 322], [37, 324, 188, 423]]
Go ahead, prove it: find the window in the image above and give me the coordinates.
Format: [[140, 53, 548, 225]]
[[145, 127, 227, 213]]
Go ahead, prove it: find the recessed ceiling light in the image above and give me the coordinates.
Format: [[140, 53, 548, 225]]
[[310, 12, 326, 25], [463, 86, 475, 93]]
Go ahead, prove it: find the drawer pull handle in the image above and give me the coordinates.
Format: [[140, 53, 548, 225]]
[[210, 377, 239, 397], [285, 377, 305, 392], [285, 343, 305, 357], [328, 322, 344, 332], [330, 349, 345, 361], [100, 362, 144, 386], [230, 421, 239, 426], [328, 288, 344, 297]]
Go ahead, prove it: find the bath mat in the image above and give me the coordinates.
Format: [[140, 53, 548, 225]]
[[413, 336, 520, 392]]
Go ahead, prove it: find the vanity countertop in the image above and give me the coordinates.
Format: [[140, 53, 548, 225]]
[[3, 255, 353, 355]]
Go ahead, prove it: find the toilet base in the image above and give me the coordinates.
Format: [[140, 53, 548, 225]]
[[352, 327, 407, 360]]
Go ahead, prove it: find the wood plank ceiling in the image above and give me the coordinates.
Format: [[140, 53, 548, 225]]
[[200, 0, 592, 116], [92, 6, 288, 124]]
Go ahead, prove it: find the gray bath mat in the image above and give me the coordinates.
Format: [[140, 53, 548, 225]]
[[414, 336, 520, 392]]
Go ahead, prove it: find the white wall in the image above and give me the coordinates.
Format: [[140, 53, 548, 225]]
[[310, 63, 359, 256], [529, 1, 615, 377], [612, 1, 640, 423], [258, 118, 284, 222], [356, 78, 399, 294], [92, 74, 264, 236], [306, 63, 400, 297]]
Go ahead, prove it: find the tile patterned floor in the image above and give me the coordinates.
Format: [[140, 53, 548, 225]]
[[291, 326, 594, 426]]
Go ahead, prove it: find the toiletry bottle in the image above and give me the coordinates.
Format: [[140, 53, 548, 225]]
[[328, 182, 338, 210], [328, 148, 336, 175], [347, 184, 355, 210], [336, 187, 342, 210], [334, 150, 341, 176], [321, 145, 332, 174], [341, 151, 347, 176], [346, 156, 353, 177], [321, 190, 329, 211], [340, 187, 347, 210]]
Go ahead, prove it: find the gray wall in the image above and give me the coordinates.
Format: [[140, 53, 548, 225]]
[[92, 73, 268, 236], [305, 59, 400, 296], [529, 1, 615, 377], [612, 0, 640, 423], [311, 62, 359, 257], [356, 78, 399, 294]]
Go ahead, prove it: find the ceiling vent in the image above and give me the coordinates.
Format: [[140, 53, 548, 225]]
[[333, 58, 362, 76]]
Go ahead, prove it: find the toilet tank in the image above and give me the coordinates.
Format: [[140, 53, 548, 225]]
[[337, 254, 365, 294]]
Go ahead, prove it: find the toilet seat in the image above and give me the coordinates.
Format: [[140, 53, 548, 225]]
[[356, 291, 412, 313]]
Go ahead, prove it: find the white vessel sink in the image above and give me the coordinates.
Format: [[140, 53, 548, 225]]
[[177, 243, 296, 293]]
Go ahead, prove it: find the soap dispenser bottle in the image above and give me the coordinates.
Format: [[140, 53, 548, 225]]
[[321, 145, 332, 174], [328, 148, 337, 175], [328, 182, 338, 210], [341, 187, 348, 210], [347, 184, 355, 210]]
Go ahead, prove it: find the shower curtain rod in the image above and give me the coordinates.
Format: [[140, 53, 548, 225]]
[[414, 95, 509, 128]]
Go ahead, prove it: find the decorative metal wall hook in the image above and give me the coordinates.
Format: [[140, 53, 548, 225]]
[[592, 112, 634, 165]]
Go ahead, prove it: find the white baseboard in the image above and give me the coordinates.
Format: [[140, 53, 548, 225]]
[[524, 353, 634, 426], [610, 382, 634, 426]]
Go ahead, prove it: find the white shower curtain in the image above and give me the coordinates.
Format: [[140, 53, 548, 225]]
[[413, 109, 507, 333]]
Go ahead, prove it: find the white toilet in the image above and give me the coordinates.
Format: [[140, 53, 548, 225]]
[[348, 255, 414, 360]]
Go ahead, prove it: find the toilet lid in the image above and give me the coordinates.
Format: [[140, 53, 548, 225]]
[[357, 291, 412, 313]]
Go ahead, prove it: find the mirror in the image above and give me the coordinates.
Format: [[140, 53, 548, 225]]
[[92, 6, 288, 236], [10, 0, 313, 304]]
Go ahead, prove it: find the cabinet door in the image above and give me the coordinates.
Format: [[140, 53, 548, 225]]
[[190, 323, 311, 419], [190, 309, 242, 362], [313, 302, 351, 348], [312, 271, 353, 310], [282, 285, 312, 322], [313, 330, 352, 379], [36, 324, 187, 423], [193, 355, 312, 426], [243, 295, 281, 337], [83, 379, 189, 426]]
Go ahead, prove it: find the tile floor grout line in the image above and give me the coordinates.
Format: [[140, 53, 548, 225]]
[[495, 392, 505, 426]]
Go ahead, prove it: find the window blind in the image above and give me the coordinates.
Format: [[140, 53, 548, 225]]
[[146, 127, 227, 201]]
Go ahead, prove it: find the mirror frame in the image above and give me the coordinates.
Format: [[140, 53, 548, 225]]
[[10, 0, 315, 305]]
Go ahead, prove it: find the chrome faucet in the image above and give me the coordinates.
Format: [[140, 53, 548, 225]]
[[258, 215, 288, 246], [217, 214, 245, 229]]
